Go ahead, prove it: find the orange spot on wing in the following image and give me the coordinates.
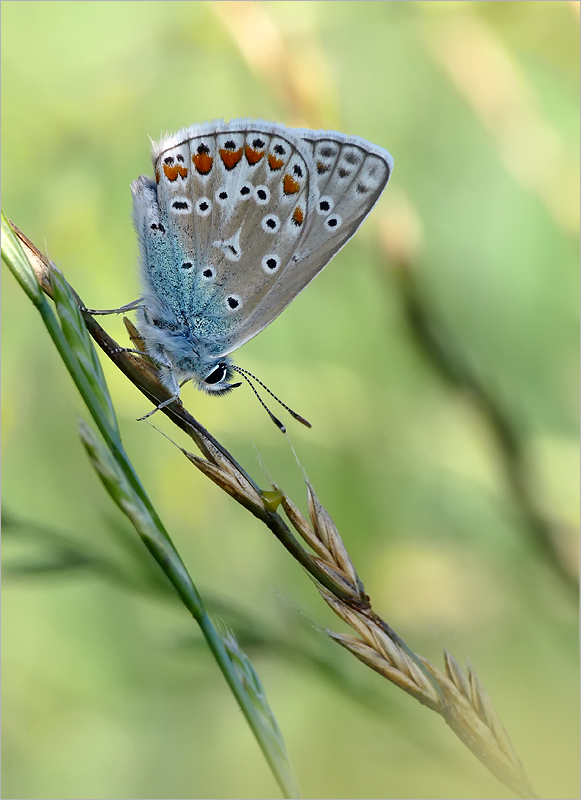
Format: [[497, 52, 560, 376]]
[[162, 163, 188, 181], [268, 154, 284, 171], [192, 153, 213, 174], [245, 146, 264, 164], [316, 162, 329, 174], [155, 170, 160, 183], [220, 148, 243, 170], [163, 164, 180, 181], [292, 206, 304, 226], [283, 174, 300, 195]]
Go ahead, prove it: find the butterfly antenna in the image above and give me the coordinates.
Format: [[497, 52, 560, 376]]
[[232, 369, 287, 433], [231, 366, 312, 429]]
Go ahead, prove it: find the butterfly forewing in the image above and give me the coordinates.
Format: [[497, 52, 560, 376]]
[[150, 121, 316, 347]]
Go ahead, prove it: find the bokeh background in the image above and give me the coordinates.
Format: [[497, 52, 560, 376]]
[[2, 2, 579, 798]]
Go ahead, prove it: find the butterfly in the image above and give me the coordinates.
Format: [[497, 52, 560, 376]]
[[128, 119, 393, 422]]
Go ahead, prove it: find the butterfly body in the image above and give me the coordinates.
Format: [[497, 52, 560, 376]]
[[131, 119, 393, 402]]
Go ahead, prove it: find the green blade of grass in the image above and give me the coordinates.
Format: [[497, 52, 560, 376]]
[[1, 211, 300, 799]]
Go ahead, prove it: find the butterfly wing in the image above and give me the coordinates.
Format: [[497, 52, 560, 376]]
[[213, 128, 393, 357], [137, 120, 392, 365], [147, 119, 316, 358]]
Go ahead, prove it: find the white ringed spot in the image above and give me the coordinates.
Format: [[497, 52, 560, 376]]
[[226, 295, 242, 312], [324, 214, 342, 231], [262, 254, 281, 274], [215, 187, 230, 205], [170, 197, 191, 214], [195, 197, 212, 216], [317, 196, 334, 215], [254, 185, 270, 205], [261, 214, 280, 233]]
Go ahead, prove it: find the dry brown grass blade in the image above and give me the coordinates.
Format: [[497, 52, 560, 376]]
[[10, 221, 537, 799], [424, 8, 578, 236], [284, 478, 536, 797], [209, 0, 337, 129]]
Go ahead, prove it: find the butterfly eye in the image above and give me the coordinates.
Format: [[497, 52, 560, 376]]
[[204, 364, 227, 385]]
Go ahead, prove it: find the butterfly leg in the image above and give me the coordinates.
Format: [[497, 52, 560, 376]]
[[81, 298, 143, 315], [136, 357, 183, 420], [111, 346, 151, 358], [137, 370, 180, 422], [110, 345, 176, 386], [137, 393, 180, 421]]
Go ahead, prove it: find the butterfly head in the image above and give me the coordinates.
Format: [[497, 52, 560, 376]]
[[198, 359, 240, 395]]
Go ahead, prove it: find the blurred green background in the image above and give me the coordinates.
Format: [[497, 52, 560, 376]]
[[2, 1, 579, 798]]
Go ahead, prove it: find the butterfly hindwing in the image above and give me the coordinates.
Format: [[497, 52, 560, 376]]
[[214, 128, 393, 356]]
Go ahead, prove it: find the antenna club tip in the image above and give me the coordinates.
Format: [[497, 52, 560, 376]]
[[275, 419, 287, 433], [290, 412, 312, 428]]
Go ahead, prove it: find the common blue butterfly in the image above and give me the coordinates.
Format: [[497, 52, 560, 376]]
[[126, 119, 393, 419]]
